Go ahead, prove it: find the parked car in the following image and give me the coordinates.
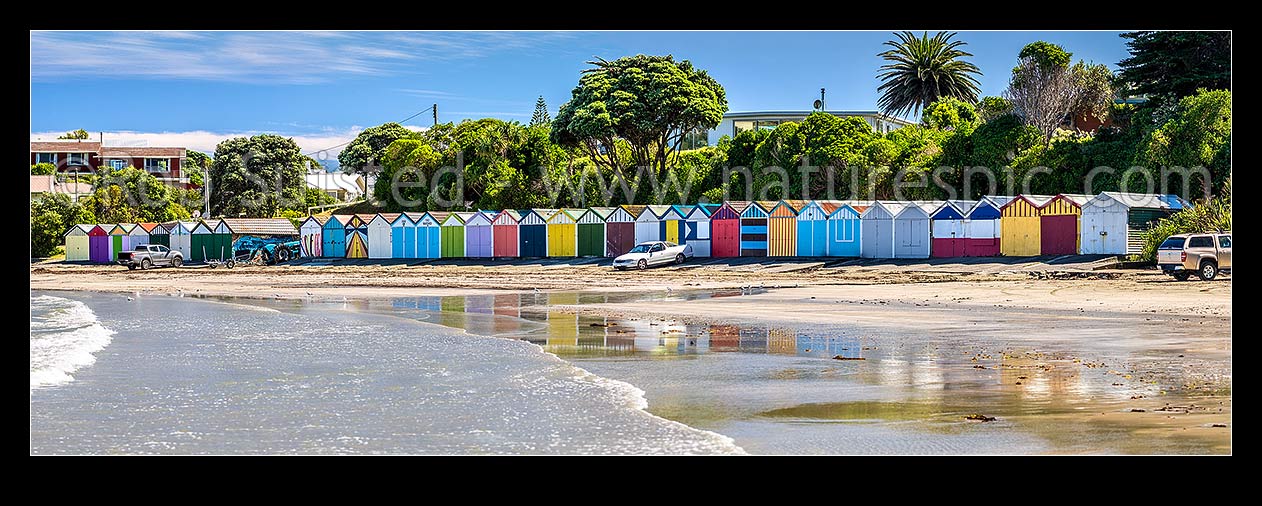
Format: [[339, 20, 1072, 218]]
[[613, 241, 694, 270], [1157, 232, 1231, 281], [116, 244, 183, 270]]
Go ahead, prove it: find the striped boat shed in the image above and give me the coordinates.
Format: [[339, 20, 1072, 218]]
[[517, 209, 549, 258], [605, 206, 638, 256], [1040, 194, 1092, 255], [575, 208, 607, 257], [492, 210, 521, 258], [127, 222, 150, 250], [145, 222, 169, 247], [740, 201, 770, 257], [1000, 195, 1053, 256], [300, 216, 326, 257], [710, 201, 745, 258], [767, 200, 806, 257], [1081, 192, 1183, 255]]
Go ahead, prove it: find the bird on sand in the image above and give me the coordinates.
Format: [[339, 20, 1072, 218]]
[[126, 296, 134, 302]]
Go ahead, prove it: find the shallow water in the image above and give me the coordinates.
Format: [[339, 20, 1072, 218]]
[[29, 292, 740, 455]]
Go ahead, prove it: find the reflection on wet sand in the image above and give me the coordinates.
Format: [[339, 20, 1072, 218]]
[[363, 291, 1226, 454]]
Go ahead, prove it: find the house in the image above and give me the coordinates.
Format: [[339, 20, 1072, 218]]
[[706, 111, 914, 145], [30, 140, 191, 188], [304, 171, 366, 202]]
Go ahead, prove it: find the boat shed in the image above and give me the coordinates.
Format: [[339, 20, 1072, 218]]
[[1000, 195, 1053, 257], [491, 210, 521, 258], [300, 216, 325, 257], [576, 208, 607, 257], [739, 201, 770, 257], [604, 206, 639, 257], [1040, 194, 1091, 255], [63, 224, 92, 261], [1080, 192, 1182, 255], [709, 201, 746, 258], [464, 211, 495, 258], [439, 212, 466, 258], [321, 215, 347, 258], [517, 209, 549, 258]]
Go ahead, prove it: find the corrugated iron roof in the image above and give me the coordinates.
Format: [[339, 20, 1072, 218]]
[[587, 207, 615, 220], [981, 196, 1015, 208], [1055, 194, 1094, 207], [30, 141, 101, 152], [219, 218, 299, 236], [724, 201, 751, 214], [780, 200, 811, 212], [372, 213, 402, 223], [1096, 192, 1170, 209], [429, 211, 452, 223], [620, 205, 648, 218], [645, 205, 674, 218]]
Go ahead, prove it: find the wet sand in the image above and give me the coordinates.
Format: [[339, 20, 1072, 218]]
[[31, 262, 1232, 454]]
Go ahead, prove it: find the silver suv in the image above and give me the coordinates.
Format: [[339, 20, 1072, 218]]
[[1157, 233, 1231, 281]]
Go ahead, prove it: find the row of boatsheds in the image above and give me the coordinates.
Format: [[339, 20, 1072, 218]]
[[62, 218, 298, 263], [64, 193, 1187, 263]]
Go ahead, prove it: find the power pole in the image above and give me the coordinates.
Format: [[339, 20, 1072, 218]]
[[433, 104, 438, 126]]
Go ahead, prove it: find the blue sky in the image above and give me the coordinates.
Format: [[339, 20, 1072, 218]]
[[30, 31, 1131, 158]]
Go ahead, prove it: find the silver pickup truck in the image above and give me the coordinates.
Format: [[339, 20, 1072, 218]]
[[1157, 232, 1231, 281], [116, 244, 183, 270]]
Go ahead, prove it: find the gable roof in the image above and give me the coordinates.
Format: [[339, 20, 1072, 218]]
[[723, 201, 752, 215], [619, 205, 648, 218], [1052, 194, 1094, 207], [1001, 194, 1055, 210], [493, 209, 523, 223], [219, 218, 300, 236], [64, 224, 93, 236], [369, 213, 402, 225], [99, 146, 186, 158]]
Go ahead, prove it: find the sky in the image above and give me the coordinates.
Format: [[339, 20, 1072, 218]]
[[30, 30, 1132, 162]]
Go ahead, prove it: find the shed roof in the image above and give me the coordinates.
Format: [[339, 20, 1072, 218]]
[[586, 207, 616, 220], [494, 209, 523, 222], [218, 218, 299, 236], [724, 201, 751, 214], [1093, 192, 1172, 209], [1054, 194, 1094, 207], [619, 205, 648, 218], [370, 213, 402, 224]]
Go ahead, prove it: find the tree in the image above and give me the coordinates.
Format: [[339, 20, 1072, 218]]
[[1117, 31, 1230, 104], [1070, 62, 1115, 127], [30, 193, 96, 257], [1006, 42, 1079, 142], [57, 129, 90, 140], [209, 134, 306, 217], [86, 167, 191, 223], [1133, 89, 1232, 195], [31, 163, 57, 175], [530, 96, 551, 127], [552, 54, 728, 182], [337, 122, 414, 174], [876, 31, 982, 119], [184, 150, 211, 187], [976, 96, 1014, 122], [922, 97, 980, 132]]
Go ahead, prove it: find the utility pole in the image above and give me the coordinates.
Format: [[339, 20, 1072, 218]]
[[820, 88, 826, 111], [203, 169, 211, 218], [433, 104, 438, 126]]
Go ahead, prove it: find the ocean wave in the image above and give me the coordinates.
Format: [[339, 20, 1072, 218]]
[[30, 295, 115, 390]]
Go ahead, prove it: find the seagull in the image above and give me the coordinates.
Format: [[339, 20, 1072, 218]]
[[533, 287, 541, 293], [274, 293, 283, 299], [306, 291, 313, 296], [665, 286, 673, 294], [126, 296, 134, 302]]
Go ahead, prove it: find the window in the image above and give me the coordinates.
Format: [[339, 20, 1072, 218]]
[[109, 159, 127, 170], [35, 153, 57, 164], [1218, 236, 1231, 248], [66, 153, 89, 166], [680, 128, 709, 150], [650, 244, 665, 252], [832, 220, 856, 242], [1188, 236, 1213, 248], [1158, 237, 1186, 250], [157, 245, 169, 253], [733, 120, 755, 135], [144, 158, 169, 172]]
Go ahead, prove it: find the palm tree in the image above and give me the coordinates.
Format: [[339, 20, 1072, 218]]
[[876, 31, 983, 119]]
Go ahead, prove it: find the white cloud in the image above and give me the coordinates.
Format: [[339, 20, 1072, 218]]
[[30, 31, 572, 84]]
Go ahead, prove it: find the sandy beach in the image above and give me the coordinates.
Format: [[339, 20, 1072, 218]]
[[31, 260, 1232, 453]]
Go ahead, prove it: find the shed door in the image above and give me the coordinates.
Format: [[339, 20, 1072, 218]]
[[1040, 215, 1078, 255]]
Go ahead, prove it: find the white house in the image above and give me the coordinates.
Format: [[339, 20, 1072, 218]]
[[706, 110, 914, 146]]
